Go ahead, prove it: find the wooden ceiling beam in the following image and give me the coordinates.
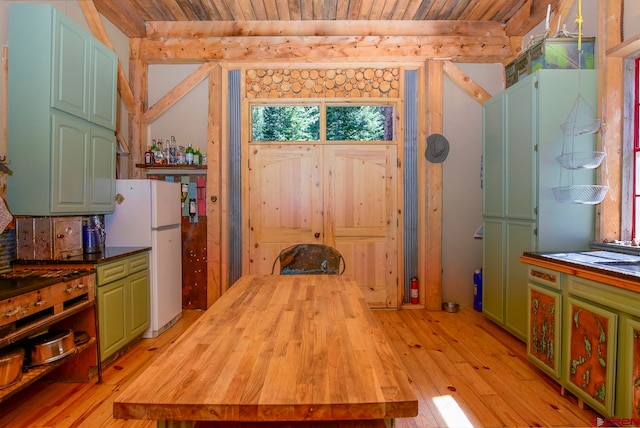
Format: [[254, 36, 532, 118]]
[[145, 19, 506, 37], [137, 34, 513, 63]]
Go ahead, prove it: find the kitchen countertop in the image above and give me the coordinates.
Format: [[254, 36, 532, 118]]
[[521, 250, 640, 294], [11, 246, 151, 266], [0, 247, 151, 301]]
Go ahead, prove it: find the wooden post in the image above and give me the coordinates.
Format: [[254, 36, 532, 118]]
[[207, 63, 223, 305], [424, 60, 443, 311], [128, 38, 146, 178], [598, 0, 623, 240]]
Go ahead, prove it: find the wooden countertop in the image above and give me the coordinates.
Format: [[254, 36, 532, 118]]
[[113, 274, 418, 425], [521, 252, 640, 294]]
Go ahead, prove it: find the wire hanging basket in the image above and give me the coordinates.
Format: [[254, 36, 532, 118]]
[[556, 151, 605, 169], [560, 94, 601, 136], [552, 185, 609, 204]]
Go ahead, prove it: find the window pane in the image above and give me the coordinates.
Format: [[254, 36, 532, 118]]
[[251, 106, 319, 141], [326, 106, 394, 141]]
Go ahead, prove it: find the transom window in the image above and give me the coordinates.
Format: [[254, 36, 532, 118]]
[[250, 102, 395, 143]]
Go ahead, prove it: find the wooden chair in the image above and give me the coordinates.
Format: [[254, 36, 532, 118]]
[[271, 244, 346, 275]]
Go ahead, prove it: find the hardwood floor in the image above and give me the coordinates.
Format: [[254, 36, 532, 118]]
[[0, 308, 598, 427]]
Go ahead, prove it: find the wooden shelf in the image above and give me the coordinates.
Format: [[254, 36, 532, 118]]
[[0, 338, 97, 404], [136, 163, 207, 170], [0, 299, 94, 349]]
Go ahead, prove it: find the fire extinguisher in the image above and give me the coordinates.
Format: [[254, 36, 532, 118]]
[[410, 276, 419, 304]]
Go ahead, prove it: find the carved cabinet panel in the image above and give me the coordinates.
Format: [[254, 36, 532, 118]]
[[563, 296, 617, 417], [616, 316, 640, 418], [528, 282, 561, 378]]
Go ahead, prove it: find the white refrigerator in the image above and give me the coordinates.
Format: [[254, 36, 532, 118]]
[[105, 179, 182, 338]]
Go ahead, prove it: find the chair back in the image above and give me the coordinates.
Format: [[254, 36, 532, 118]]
[[271, 244, 345, 275]]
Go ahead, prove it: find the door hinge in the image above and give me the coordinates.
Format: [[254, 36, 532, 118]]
[[534, 227, 538, 236], [535, 81, 539, 89], [534, 207, 538, 215], [534, 144, 538, 152]]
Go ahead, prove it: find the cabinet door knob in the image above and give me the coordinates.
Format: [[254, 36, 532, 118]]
[[314, 232, 320, 238]]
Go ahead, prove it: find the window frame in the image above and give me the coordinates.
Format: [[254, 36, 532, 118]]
[[248, 99, 398, 145]]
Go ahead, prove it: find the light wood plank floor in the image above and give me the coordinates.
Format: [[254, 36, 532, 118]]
[[0, 308, 598, 427]]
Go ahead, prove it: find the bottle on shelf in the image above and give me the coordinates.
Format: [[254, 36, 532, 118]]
[[169, 136, 177, 164], [185, 143, 195, 165], [144, 145, 153, 164], [164, 138, 171, 164], [194, 146, 202, 165], [155, 139, 164, 164]]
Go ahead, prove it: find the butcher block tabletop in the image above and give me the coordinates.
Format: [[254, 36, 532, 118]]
[[113, 274, 418, 426]]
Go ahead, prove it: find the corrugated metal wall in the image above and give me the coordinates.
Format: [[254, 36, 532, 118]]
[[403, 70, 418, 302], [228, 70, 242, 286]]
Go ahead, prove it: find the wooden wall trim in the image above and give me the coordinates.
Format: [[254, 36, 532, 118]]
[[598, 0, 623, 241], [424, 60, 444, 311], [137, 35, 513, 63]]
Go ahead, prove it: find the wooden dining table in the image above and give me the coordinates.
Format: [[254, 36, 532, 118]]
[[113, 274, 418, 427]]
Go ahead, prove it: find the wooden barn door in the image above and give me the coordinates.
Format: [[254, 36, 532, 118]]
[[249, 144, 398, 308]]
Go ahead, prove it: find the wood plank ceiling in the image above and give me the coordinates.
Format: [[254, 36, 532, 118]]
[[93, 0, 559, 47]]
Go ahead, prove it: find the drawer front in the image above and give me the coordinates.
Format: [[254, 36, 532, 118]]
[[567, 276, 640, 318], [0, 273, 95, 328], [97, 259, 128, 285], [128, 253, 149, 274], [528, 266, 561, 290]]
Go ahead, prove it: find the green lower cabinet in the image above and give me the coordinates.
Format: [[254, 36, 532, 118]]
[[96, 253, 150, 361], [563, 296, 617, 417], [528, 282, 562, 378], [616, 315, 640, 418]]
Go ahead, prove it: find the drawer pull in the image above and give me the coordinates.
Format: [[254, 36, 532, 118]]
[[65, 286, 75, 294], [34, 299, 47, 306], [76, 283, 85, 290], [5, 307, 19, 317]]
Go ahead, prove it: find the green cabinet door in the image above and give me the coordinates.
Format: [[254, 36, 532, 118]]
[[90, 126, 117, 212], [52, 9, 90, 120], [482, 218, 505, 325], [482, 94, 505, 218], [504, 79, 536, 221], [128, 269, 151, 339], [89, 40, 118, 129], [98, 278, 127, 361], [51, 112, 90, 213], [505, 220, 536, 340]]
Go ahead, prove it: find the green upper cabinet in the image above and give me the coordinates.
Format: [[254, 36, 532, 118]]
[[52, 8, 117, 129], [7, 4, 117, 215]]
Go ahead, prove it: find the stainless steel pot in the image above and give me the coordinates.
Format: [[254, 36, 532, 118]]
[[29, 329, 76, 366], [0, 346, 24, 389]]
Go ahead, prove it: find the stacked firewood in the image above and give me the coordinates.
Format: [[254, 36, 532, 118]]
[[245, 67, 400, 98]]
